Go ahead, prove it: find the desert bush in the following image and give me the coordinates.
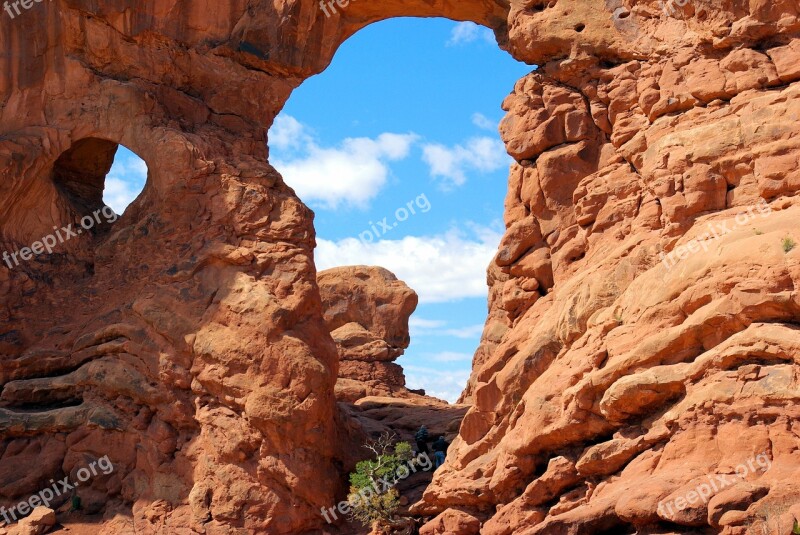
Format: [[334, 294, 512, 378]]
[[347, 432, 414, 528]]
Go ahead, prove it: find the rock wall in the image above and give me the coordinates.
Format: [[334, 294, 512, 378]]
[[0, 0, 799, 533], [420, 3, 800, 534]]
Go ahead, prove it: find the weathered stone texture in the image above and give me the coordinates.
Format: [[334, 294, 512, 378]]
[[1, 0, 799, 533]]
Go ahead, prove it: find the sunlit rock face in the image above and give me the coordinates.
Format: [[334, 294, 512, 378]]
[[1, 0, 799, 532], [318, 265, 419, 402], [425, 3, 800, 534]]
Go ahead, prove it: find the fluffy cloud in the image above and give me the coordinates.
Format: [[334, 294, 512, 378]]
[[268, 114, 418, 210], [269, 114, 308, 152], [315, 224, 502, 303], [447, 22, 495, 47], [103, 149, 148, 214], [422, 137, 510, 188], [401, 364, 471, 403]]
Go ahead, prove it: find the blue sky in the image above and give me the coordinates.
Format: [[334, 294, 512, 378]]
[[104, 17, 532, 402]]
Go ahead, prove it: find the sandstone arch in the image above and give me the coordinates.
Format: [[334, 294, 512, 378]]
[[1, 0, 799, 533]]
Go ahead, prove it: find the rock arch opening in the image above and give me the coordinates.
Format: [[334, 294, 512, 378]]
[[268, 17, 531, 404], [0, 139, 149, 276], [101, 146, 149, 216], [51, 138, 148, 225]]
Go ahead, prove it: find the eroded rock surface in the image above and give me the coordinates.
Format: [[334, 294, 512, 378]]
[[1, 0, 799, 533], [318, 266, 419, 402], [419, 3, 800, 534]]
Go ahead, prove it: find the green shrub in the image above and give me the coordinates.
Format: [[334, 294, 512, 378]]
[[347, 433, 413, 528], [782, 237, 796, 253], [347, 487, 401, 527]]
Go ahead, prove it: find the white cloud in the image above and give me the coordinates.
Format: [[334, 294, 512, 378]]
[[447, 22, 495, 47], [422, 137, 510, 188], [426, 351, 474, 363], [315, 225, 502, 303], [269, 114, 309, 152], [402, 364, 471, 403], [409, 317, 447, 330], [410, 318, 485, 339], [472, 112, 497, 131], [268, 114, 418, 210], [443, 324, 485, 339], [103, 152, 148, 214]]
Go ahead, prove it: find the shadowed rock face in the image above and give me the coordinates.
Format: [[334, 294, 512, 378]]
[[1, 0, 799, 533]]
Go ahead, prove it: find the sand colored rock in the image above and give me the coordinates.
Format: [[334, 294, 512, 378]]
[[1, 0, 799, 533], [16, 507, 56, 535]]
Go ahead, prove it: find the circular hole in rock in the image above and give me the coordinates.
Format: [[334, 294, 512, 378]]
[[51, 139, 148, 226]]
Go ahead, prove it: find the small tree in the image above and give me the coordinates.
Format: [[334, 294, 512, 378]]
[[349, 487, 401, 527], [347, 432, 414, 528]]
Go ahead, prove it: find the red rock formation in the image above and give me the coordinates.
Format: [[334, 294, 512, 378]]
[[1, 0, 799, 534], [418, 3, 800, 534], [318, 266, 418, 402]]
